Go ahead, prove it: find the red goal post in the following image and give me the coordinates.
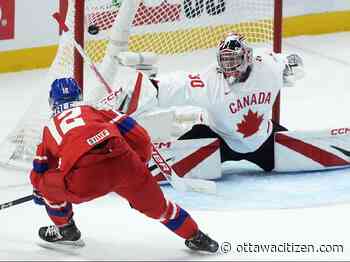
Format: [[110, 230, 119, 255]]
[[273, 0, 283, 123]]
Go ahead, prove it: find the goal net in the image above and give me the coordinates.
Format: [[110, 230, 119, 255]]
[[0, 0, 282, 170]]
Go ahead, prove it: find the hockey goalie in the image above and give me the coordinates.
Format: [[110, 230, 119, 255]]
[[89, 31, 350, 177]]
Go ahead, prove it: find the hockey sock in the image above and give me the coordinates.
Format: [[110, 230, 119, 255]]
[[160, 201, 198, 239], [44, 201, 74, 226]]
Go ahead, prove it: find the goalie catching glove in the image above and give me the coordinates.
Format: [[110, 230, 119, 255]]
[[283, 53, 304, 86]]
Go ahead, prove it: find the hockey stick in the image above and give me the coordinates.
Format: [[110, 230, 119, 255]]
[[0, 194, 33, 211], [52, 13, 216, 194], [151, 144, 216, 194]]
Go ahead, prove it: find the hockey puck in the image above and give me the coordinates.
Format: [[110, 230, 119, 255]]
[[88, 25, 99, 35]]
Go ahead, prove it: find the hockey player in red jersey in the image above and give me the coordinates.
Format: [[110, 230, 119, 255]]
[[30, 77, 218, 252]]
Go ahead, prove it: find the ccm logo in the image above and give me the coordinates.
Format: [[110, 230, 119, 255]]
[[100, 88, 123, 104], [331, 128, 350, 135], [153, 141, 171, 149]]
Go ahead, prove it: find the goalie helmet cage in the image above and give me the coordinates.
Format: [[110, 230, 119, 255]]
[[0, 0, 282, 170]]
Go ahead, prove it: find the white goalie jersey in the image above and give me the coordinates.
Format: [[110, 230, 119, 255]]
[[156, 52, 286, 153]]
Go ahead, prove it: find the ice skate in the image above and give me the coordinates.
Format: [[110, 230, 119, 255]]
[[185, 230, 219, 253], [38, 219, 85, 247]]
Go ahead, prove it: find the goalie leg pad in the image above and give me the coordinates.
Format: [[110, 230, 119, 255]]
[[274, 128, 350, 172], [151, 138, 221, 182]]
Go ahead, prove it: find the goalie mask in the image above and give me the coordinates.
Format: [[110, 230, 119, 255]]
[[217, 33, 253, 84], [49, 77, 82, 114]]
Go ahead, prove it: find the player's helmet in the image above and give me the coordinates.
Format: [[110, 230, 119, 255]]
[[49, 77, 82, 111], [217, 33, 253, 83]]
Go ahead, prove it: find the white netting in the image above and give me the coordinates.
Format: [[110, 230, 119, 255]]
[[0, 0, 278, 169]]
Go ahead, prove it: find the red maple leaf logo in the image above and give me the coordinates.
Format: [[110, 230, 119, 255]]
[[236, 109, 264, 138]]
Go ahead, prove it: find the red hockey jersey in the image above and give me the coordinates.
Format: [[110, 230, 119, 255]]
[[30, 105, 151, 188]]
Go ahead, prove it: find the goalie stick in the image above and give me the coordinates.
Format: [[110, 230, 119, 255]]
[[52, 12, 216, 194]]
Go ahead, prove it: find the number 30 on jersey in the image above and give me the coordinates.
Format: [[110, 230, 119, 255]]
[[188, 74, 205, 88]]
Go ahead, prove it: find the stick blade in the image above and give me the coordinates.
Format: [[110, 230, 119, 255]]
[[170, 175, 217, 194], [182, 178, 217, 194]]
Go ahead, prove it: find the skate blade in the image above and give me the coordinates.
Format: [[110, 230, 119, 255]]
[[37, 238, 85, 250], [56, 239, 85, 247]]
